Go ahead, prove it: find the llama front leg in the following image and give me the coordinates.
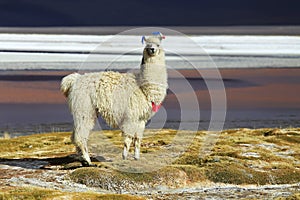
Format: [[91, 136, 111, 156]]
[[133, 137, 141, 160], [122, 136, 132, 160], [121, 121, 145, 160]]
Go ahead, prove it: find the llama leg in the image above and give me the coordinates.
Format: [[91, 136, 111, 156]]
[[122, 136, 132, 160], [72, 129, 92, 166], [134, 137, 141, 160], [81, 136, 92, 166], [72, 111, 96, 166], [134, 121, 145, 160]]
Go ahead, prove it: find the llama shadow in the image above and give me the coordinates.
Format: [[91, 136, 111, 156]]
[[0, 155, 107, 170]]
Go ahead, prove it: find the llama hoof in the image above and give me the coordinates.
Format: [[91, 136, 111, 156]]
[[79, 157, 94, 167], [134, 149, 140, 160], [80, 160, 90, 167], [80, 160, 96, 167]]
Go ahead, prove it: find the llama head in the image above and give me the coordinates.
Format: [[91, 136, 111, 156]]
[[142, 32, 165, 57]]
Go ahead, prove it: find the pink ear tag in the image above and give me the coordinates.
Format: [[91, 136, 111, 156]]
[[152, 102, 162, 112]]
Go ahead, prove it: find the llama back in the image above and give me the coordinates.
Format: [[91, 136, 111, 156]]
[[94, 71, 150, 128]]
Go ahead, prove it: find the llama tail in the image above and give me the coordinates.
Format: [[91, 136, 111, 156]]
[[60, 73, 81, 97]]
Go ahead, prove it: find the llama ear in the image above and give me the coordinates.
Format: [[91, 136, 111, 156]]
[[141, 36, 147, 44], [152, 32, 165, 41]]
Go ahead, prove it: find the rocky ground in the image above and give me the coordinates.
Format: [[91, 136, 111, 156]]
[[0, 128, 299, 199]]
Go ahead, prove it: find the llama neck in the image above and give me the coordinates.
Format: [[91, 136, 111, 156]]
[[139, 50, 168, 104]]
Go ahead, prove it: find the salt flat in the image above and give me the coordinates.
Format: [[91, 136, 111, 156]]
[[0, 34, 300, 70]]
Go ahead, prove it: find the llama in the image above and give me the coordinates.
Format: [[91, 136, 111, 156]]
[[61, 33, 167, 166]]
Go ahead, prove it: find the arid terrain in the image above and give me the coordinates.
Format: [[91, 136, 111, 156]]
[[0, 128, 299, 199]]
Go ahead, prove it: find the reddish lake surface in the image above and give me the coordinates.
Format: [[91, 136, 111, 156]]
[[0, 68, 299, 136]]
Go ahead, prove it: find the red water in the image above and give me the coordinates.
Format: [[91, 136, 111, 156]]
[[0, 68, 300, 134]]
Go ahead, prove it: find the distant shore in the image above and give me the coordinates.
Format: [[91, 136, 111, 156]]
[[1, 26, 300, 35]]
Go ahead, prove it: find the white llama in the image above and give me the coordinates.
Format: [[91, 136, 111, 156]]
[[61, 33, 167, 166]]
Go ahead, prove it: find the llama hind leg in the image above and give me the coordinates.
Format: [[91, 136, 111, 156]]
[[72, 113, 96, 166], [72, 129, 92, 166]]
